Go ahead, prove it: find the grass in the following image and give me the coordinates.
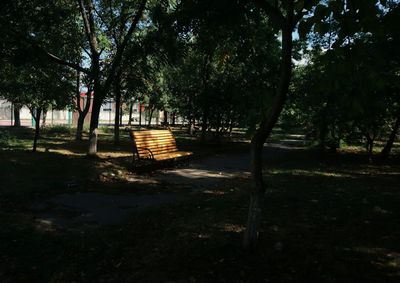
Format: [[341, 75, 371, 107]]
[[0, 126, 399, 282]]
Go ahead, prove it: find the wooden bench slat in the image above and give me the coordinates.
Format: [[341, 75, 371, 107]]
[[134, 139, 176, 145], [137, 147, 178, 154], [153, 151, 193, 161], [136, 143, 177, 149], [133, 132, 173, 138]]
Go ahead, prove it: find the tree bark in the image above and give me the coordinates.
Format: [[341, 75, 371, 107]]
[[42, 107, 48, 128], [201, 108, 208, 142], [87, 88, 102, 156], [13, 104, 21, 127], [128, 101, 133, 126], [244, 15, 294, 250], [114, 72, 122, 146], [148, 107, 155, 126], [139, 102, 142, 126], [76, 115, 85, 140], [381, 115, 400, 159], [88, 128, 98, 156], [172, 112, 176, 126], [163, 110, 168, 126], [32, 108, 42, 152], [76, 80, 92, 141]]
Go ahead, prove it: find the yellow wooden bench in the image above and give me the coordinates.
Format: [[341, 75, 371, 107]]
[[130, 129, 192, 162]]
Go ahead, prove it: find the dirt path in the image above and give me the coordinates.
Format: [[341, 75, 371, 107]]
[[31, 136, 306, 230]]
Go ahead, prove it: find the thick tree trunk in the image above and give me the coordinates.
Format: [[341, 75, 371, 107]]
[[243, 18, 294, 250], [163, 110, 168, 125], [76, 115, 85, 140], [88, 128, 98, 156], [172, 112, 176, 126], [88, 90, 102, 156], [32, 108, 42, 153], [148, 108, 155, 126], [76, 89, 92, 141], [381, 116, 400, 159], [13, 104, 21, 127]]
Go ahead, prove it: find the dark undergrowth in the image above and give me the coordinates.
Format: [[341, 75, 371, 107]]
[[0, 127, 399, 282]]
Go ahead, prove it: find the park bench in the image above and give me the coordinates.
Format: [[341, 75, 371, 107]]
[[129, 129, 192, 163]]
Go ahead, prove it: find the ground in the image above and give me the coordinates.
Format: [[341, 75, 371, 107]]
[[0, 126, 399, 282]]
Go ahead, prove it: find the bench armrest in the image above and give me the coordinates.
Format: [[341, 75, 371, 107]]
[[137, 147, 154, 160]]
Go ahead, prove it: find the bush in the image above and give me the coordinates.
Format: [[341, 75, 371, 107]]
[[0, 129, 16, 145]]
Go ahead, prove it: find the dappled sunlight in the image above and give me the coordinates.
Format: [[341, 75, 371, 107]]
[[350, 247, 400, 272], [218, 223, 245, 234], [171, 168, 234, 179], [34, 218, 58, 233], [291, 169, 355, 178], [126, 176, 161, 185], [265, 142, 306, 150], [43, 148, 85, 156], [202, 189, 226, 195], [97, 152, 131, 158]]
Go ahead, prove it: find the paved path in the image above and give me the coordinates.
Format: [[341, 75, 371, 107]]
[[32, 136, 306, 230]]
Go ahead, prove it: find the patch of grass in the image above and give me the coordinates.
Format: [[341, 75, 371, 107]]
[[42, 125, 73, 135]]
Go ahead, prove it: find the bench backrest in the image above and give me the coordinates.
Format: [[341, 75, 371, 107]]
[[131, 129, 178, 158]]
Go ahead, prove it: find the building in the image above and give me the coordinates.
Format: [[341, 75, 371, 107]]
[[0, 97, 166, 127]]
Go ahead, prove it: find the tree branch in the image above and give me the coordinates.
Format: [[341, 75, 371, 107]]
[[103, 0, 147, 91], [45, 52, 90, 74]]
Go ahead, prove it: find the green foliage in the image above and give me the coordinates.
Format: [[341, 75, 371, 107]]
[[42, 125, 73, 135]]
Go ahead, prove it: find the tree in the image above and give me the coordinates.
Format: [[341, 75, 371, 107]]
[[244, 0, 311, 250], [75, 70, 93, 141]]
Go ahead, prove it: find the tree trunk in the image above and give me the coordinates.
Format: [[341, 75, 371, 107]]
[[365, 133, 375, 161], [319, 109, 328, 153], [32, 108, 42, 153], [114, 74, 122, 146], [172, 112, 176, 126], [13, 104, 21, 127], [201, 108, 208, 142], [148, 108, 155, 126], [76, 115, 85, 140], [229, 117, 234, 137], [87, 89, 102, 156], [76, 86, 92, 141], [381, 115, 400, 160], [88, 128, 98, 156], [164, 110, 168, 125], [243, 18, 294, 250], [119, 104, 123, 126], [139, 103, 142, 127], [42, 107, 48, 128], [128, 101, 133, 126]]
